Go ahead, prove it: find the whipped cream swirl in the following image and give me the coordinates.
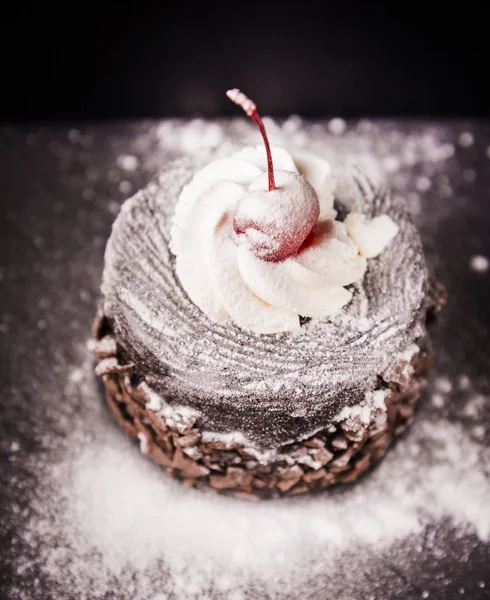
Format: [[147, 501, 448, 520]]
[[170, 146, 399, 334]]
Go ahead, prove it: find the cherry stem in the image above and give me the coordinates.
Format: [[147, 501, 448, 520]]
[[226, 88, 276, 191]]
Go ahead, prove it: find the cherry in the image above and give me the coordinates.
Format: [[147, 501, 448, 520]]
[[227, 89, 320, 262], [233, 170, 320, 262]]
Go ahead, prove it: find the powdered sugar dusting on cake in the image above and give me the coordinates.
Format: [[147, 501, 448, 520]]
[[334, 388, 389, 429], [139, 382, 201, 434]]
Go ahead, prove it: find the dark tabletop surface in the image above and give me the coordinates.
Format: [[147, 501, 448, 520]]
[[0, 119, 489, 599]]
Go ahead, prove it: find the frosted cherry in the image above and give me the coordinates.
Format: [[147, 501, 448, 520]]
[[227, 89, 320, 262]]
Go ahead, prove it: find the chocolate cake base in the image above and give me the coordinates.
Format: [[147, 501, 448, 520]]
[[90, 302, 440, 499]]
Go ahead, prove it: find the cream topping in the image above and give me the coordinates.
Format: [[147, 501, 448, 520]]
[[170, 146, 399, 334]]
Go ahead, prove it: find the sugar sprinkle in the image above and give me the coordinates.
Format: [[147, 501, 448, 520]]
[[11, 357, 490, 600], [470, 255, 489, 273]]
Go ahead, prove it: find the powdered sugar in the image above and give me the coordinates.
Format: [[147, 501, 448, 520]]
[[458, 132, 475, 148], [140, 382, 201, 434], [11, 362, 490, 600], [334, 388, 388, 428], [470, 255, 489, 273], [328, 118, 347, 136], [117, 154, 140, 172], [201, 430, 249, 447], [3, 118, 489, 599]]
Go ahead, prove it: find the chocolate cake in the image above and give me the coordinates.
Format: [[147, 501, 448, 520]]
[[91, 93, 444, 499]]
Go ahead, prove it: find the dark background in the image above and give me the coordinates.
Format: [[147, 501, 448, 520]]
[[1, 1, 488, 121]]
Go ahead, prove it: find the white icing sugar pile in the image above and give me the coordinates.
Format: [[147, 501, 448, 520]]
[[10, 357, 490, 600]]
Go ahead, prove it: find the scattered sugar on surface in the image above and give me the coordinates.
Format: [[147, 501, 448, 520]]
[[470, 255, 489, 273], [157, 118, 224, 153], [117, 154, 140, 172], [67, 129, 82, 143], [462, 168, 477, 183], [416, 176, 432, 192], [458, 132, 474, 148], [328, 118, 347, 136], [473, 425, 486, 440], [119, 180, 133, 194], [69, 367, 84, 383], [82, 187, 95, 201], [458, 375, 471, 390], [10, 358, 490, 600], [435, 376, 453, 394], [146, 117, 465, 238], [431, 393, 445, 408], [463, 395, 486, 419], [356, 119, 375, 134], [3, 118, 490, 599], [108, 200, 120, 215], [383, 155, 400, 173]]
